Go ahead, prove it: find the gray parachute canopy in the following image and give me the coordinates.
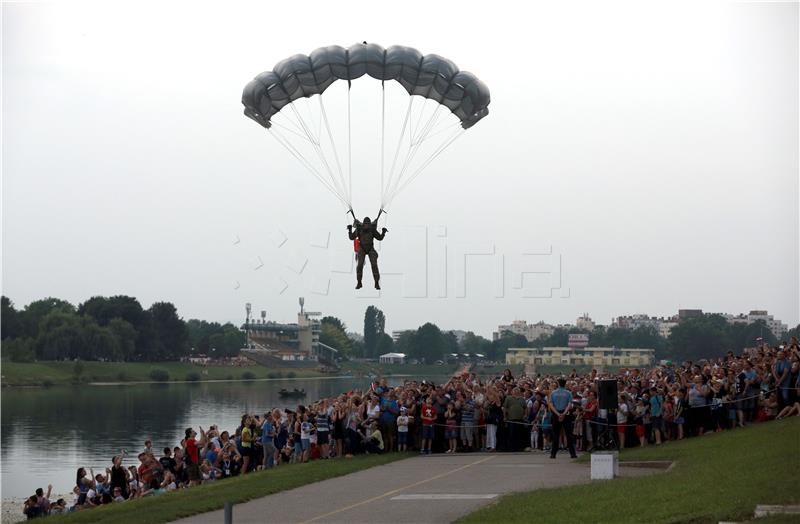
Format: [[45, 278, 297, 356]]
[[242, 42, 490, 130]]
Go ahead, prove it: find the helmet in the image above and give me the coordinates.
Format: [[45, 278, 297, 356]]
[[363, 217, 371, 224]]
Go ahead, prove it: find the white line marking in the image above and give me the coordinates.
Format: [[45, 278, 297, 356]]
[[390, 494, 498, 500]]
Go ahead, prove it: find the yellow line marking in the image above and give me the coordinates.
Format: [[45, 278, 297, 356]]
[[297, 455, 496, 524]]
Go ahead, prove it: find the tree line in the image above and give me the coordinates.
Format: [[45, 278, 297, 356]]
[[1, 296, 243, 362], [4, 294, 796, 365], [320, 305, 800, 364]]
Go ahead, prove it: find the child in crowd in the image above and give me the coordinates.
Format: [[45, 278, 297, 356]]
[[445, 403, 459, 453], [397, 407, 410, 452]]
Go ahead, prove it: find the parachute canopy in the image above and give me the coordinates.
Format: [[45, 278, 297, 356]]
[[242, 43, 490, 131], [242, 43, 490, 211]]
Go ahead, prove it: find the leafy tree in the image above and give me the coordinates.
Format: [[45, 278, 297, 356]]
[[727, 320, 777, 352], [376, 333, 394, 356], [443, 331, 459, 358], [1, 296, 23, 340], [460, 331, 492, 358], [363, 306, 386, 358], [320, 322, 353, 358], [666, 314, 731, 362], [394, 331, 417, 359], [489, 331, 528, 361], [34, 311, 85, 360], [2, 337, 36, 362], [414, 323, 445, 363], [21, 298, 75, 338], [107, 318, 138, 361], [321, 316, 347, 333], [147, 302, 188, 360], [78, 295, 145, 328], [81, 319, 121, 361], [221, 324, 246, 357]]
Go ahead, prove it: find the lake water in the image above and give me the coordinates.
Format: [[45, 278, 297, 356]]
[[1, 376, 444, 499]]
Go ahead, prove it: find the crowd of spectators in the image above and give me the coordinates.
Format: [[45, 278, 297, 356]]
[[23, 338, 799, 519]]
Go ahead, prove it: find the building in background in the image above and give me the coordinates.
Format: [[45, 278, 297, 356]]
[[678, 309, 704, 321], [379, 352, 407, 364], [506, 347, 655, 367], [575, 314, 595, 331], [391, 330, 414, 342], [242, 298, 337, 364], [723, 310, 788, 339], [493, 320, 555, 342]]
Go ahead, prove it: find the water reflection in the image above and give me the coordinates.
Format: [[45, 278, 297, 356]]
[[0, 376, 443, 498]]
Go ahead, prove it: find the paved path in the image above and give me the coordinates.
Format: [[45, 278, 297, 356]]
[[173, 452, 658, 524]]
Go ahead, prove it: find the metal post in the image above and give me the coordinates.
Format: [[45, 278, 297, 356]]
[[224, 501, 233, 524]]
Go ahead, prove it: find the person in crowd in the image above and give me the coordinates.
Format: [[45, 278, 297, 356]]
[[548, 378, 577, 459], [397, 406, 410, 452], [420, 396, 437, 455]]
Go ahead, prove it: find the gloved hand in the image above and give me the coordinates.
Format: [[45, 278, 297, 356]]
[[347, 225, 352, 230], [382, 227, 388, 233]]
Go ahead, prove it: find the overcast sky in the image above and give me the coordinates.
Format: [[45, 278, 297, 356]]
[[3, 0, 798, 338]]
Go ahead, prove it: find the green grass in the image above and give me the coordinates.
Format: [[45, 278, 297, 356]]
[[457, 417, 800, 524], [0, 361, 323, 387], [339, 360, 459, 377], [53, 453, 411, 524]]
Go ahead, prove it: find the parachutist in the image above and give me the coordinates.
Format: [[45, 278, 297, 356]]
[[348, 217, 387, 290]]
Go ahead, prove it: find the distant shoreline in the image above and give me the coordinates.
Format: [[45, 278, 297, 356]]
[[0, 360, 473, 389]]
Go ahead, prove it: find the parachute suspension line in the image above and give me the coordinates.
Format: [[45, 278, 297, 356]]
[[317, 96, 352, 208], [381, 97, 414, 207], [269, 128, 348, 207], [302, 97, 317, 142], [288, 103, 348, 203], [384, 104, 444, 204], [410, 97, 432, 146], [347, 82, 352, 206], [385, 127, 465, 209], [424, 120, 462, 141], [271, 120, 315, 143], [380, 81, 386, 205]]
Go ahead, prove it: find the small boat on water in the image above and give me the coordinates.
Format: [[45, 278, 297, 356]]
[[278, 388, 306, 398]]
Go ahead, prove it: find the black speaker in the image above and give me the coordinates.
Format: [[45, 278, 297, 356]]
[[597, 379, 618, 410]]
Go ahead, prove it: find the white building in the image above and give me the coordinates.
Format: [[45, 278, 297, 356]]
[[576, 314, 595, 331], [379, 352, 407, 364], [724, 310, 788, 339], [391, 330, 414, 342], [493, 320, 555, 342]]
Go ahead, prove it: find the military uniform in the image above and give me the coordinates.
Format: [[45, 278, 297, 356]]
[[348, 219, 386, 288]]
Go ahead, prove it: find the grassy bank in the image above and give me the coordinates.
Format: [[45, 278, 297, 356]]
[[457, 417, 800, 524], [0, 361, 323, 387], [52, 453, 410, 524], [339, 360, 459, 377]]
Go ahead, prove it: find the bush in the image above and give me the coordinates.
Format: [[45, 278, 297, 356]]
[[225, 374, 234, 380], [241, 371, 256, 380], [42, 379, 54, 388], [149, 368, 170, 382], [185, 371, 201, 382], [286, 371, 296, 378], [116, 371, 128, 382], [267, 371, 282, 379]]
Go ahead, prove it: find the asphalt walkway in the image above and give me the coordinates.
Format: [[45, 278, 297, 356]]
[[173, 452, 658, 524]]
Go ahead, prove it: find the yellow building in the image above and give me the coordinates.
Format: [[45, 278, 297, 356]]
[[505, 347, 655, 367]]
